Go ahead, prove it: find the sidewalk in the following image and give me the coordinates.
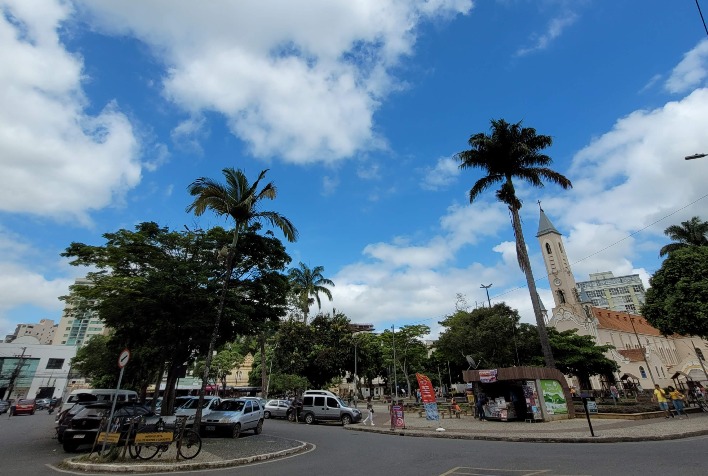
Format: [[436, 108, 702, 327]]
[[347, 402, 708, 442]]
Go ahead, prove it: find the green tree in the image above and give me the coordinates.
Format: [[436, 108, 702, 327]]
[[456, 119, 572, 368], [288, 262, 334, 324], [546, 329, 619, 389], [193, 344, 244, 397], [642, 246, 708, 337], [187, 168, 297, 424], [659, 216, 708, 257], [380, 325, 430, 396], [435, 303, 523, 370]]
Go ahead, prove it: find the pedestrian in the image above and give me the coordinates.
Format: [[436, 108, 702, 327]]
[[362, 397, 375, 426], [476, 391, 487, 421], [352, 393, 358, 408], [610, 385, 619, 405], [652, 384, 673, 418], [667, 386, 688, 418]]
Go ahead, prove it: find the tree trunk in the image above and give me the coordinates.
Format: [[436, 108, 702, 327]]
[[150, 362, 164, 412], [260, 335, 267, 398], [510, 206, 556, 368]]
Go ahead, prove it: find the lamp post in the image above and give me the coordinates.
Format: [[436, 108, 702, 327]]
[[480, 284, 492, 307], [392, 325, 398, 400], [629, 317, 657, 386], [690, 339, 708, 383], [685, 153, 707, 160]]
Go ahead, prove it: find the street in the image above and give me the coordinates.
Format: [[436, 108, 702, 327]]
[[1, 410, 706, 475]]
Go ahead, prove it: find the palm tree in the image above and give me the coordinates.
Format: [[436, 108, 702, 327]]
[[659, 216, 708, 257], [186, 168, 297, 424], [288, 262, 335, 324], [455, 119, 572, 368]]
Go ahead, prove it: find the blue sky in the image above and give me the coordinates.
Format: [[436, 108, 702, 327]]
[[2, 0, 708, 340]]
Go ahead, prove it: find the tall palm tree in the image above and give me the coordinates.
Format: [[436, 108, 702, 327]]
[[288, 262, 335, 324], [186, 168, 297, 423], [455, 119, 572, 368], [659, 216, 708, 257]]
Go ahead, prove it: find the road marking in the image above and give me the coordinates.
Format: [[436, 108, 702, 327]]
[[439, 468, 590, 476]]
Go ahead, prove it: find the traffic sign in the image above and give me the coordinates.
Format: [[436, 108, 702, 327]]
[[118, 349, 130, 368]]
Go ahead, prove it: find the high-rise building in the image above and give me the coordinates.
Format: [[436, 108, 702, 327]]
[[576, 271, 646, 313], [4, 319, 57, 344], [52, 278, 108, 347]]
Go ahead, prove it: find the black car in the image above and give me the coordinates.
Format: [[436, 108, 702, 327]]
[[62, 402, 155, 452]]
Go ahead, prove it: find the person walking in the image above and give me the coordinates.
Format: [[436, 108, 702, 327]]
[[476, 391, 488, 421], [362, 397, 375, 426], [610, 385, 619, 405], [653, 384, 673, 418], [667, 386, 688, 418]]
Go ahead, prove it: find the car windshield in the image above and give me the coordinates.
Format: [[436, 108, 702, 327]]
[[217, 400, 245, 412], [337, 398, 350, 408], [181, 398, 214, 410], [75, 406, 110, 418]]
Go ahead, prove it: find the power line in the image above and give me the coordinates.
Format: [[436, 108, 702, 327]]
[[696, 0, 708, 36]]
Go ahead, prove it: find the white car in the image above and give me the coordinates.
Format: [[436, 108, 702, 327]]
[[199, 398, 264, 438], [174, 396, 221, 426]]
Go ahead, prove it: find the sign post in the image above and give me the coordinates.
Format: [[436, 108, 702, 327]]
[[101, 349, 130, 454]]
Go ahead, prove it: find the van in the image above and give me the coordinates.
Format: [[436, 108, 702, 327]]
[[60, 389, 138, 414], [300, 391, 361, 425]]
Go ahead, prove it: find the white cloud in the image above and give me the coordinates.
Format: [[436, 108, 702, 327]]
[[420, 156, 460, 190], [0, 0, 142, 220], [515, 11, 578, 57], [665, 39, 708, 94], [77, 0, 474, 163]]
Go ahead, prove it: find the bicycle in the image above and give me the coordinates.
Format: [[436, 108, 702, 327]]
[[128, 415, 202, 460]]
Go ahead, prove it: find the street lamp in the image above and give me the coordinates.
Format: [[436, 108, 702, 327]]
[[480, 283, 492, 307], [685, 153, 707, 160], [392, 325, 398, 400]]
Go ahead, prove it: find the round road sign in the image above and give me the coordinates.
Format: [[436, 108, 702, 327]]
[[118, 349, 130, 368]]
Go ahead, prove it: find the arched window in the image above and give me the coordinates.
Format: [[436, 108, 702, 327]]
[[559, 243, 563, 253], [546, 243, 552, 254], [639, 366, 647, 378], [557, 289, 566, 304]]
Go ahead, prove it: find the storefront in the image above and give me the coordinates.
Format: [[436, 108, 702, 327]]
[[462, 366, 575, 422]]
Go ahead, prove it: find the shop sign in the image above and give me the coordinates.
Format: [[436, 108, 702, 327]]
[[479, 369, 498, 383], [540, 379, 568, 415]]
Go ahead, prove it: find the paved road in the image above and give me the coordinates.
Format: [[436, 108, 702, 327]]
[[2, 411, 707, 475]]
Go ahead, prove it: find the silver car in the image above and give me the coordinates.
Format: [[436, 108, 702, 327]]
[[174, 396, 221, 426], [263, 399, 292, 419], [199, 398, 264, 438]]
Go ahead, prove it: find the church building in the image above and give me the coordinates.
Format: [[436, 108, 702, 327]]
[[536, 208, 708, 391]]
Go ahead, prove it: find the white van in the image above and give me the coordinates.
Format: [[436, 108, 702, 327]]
[[60, 389, 139, 414]]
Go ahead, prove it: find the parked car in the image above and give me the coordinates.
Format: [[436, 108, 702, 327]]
[[35, 398, 52, 410], [12, 399, 36, 416], [199, 398, 264, 438], [263, 399, 293, 419], [0, 400, 11, 414], [55, 400, 100, 443], [299, 393, 361, 425], [61, 402, 157, 452], [175, 396, 221, 426]]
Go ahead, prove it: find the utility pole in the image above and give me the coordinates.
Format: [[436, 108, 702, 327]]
[[690, 339, 708, 383], [392, 325, 398, 400], [629, 317, 656, 386], [480, 284, 493, 307], [4, 347, 28, 401]]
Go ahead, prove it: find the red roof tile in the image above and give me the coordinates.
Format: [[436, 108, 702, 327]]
[[590, 307, 662, 336]]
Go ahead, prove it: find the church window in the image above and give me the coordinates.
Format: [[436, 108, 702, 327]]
[[639, 366, 647, 378], [696, 348, 705, 361], [559, 243, 563, 253], [546, 243, 552, 254], [557, 289, 566, 304]]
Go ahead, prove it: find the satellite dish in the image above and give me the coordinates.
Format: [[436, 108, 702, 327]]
[[465, 355, 478, 370]]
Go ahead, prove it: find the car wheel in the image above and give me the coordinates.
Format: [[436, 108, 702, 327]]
[[263, 411, 271, 419], [304, 413, 315, 425], [231, 423, 241, 439], [62, 441, 78, 453], [341, 414, 352, 426], [253, 419, 263, 435], [287, 411, 296, 422]]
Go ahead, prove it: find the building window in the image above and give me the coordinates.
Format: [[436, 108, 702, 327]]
[[639, 366, 647, 378], [46, 358, 65, 369], [696, 348, 705, 361], [546, 243, 552, 254]]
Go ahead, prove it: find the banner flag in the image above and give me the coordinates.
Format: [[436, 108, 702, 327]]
[[415, 372, 440, 421]]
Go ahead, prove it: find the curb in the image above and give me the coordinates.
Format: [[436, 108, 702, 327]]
[[344, 426, 708, 443], [57, 440, 312, 473]]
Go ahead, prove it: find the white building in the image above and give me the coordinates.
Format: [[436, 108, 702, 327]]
[[4, 319, 57, 344], [576, 271, 646, 313], [52, 278, 108, 347], [0, 337, 77, 401], [537, 207, 708, 390]]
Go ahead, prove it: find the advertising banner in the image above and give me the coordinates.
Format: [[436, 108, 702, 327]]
[[540, 379, 568, 415], [415, 372, 440, 421], [390, 403, 406, 429], [479, 369, 498, 383]]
